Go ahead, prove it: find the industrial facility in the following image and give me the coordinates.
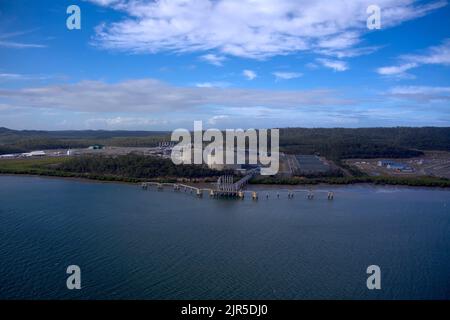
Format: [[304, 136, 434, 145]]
[[377, 160, 414, 172]]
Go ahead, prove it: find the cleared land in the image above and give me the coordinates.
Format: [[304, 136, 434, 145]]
[[345, 151, 450, 179]]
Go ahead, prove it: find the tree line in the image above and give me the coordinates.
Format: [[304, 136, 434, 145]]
[[58, 155, 226, 179], [2, 127, 450, 160]]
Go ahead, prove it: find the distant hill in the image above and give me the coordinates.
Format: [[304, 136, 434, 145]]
[[279, 127, 450, 159], [0, 128, 170, 154], [1, 126, 449, 158]]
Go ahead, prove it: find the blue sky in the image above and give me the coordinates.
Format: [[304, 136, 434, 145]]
[[0, 0, 450, 130]]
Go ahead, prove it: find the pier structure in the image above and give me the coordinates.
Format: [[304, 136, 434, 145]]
[[141, 176, 335, 201], [212, 169, 258, 198], [141, 182, 207, 197]]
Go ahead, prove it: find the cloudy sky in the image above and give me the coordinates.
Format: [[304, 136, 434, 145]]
[[0, 0, 450, 130]]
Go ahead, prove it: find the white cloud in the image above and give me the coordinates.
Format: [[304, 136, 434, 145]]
[[317, 31, 361, 51], [86, 0, 122, 6], [273, 71, 303, 80], [195, 81, 230, 88], [317, 45, 381, 59], [391, 86, 450, 94], [316, 58, 349, 72], [0, 73, 52, 81], [389, 85, 450, 102], [85, 116, 167, 128], [88, 0, 446, 59], [402, 38, 450, 65], [0, 78, 354, 113], [305, 62, 319, 69], [0, 30, 46, 49], [376, 63, 418, 77], [0, 41, 46, 49], [243, 69, 257, 80], [0, 73, 27, 80], [200, 53, 226, 66], [377, 39, 450, 77], [208, 115, 229, 125]]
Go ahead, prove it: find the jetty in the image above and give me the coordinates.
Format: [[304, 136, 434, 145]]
[[141, 169, 335, 201]]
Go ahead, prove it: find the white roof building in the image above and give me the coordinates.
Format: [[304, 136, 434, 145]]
[[23, 150, 46, 157]]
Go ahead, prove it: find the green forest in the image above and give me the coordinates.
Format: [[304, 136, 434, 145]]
[[2, 127, 449, 160], [0, 155, 227, 182], [58, 155, 225, 179], [278, 127, 450, 159]]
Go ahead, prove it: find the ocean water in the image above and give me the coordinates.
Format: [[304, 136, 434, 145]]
[[0, 175, 449, 299]]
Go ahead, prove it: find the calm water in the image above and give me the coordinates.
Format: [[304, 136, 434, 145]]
[[0, 175, 449, 300]]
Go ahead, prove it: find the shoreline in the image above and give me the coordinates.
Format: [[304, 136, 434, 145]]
[[0, 172, 140, 186], [1, 172, 450, 191]]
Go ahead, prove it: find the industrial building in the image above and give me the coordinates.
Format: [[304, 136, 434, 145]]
[[23, 150, 46, 157], [377, 160, 414, 172]]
